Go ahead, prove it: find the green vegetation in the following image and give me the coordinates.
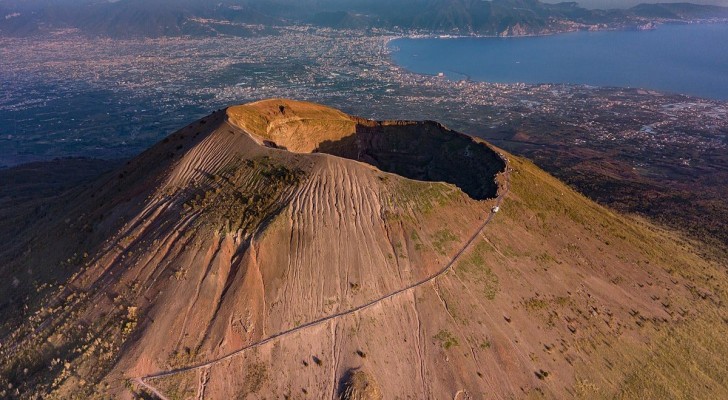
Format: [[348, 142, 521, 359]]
[[410, 230, 424, 250], [182, 156, 305, 234], [341, 369, 383, 400], [173, 267, 187, 280], [534, 251, 558, 265], [433, 329, 459, 349], [432, 229, 458, 255], [616, 315, 728, 399], [501, 156, 728, 399], [167, 347, 198, 369], [244, 362, 269, 394], [522, 297, 548, 312], [456, 241, 499, 300], [391, 179, 459, 217], [148, 372, 197, 400], [121, 306, 138, 339], [0, 281, 145, 398], [394, 241, 406, 259]]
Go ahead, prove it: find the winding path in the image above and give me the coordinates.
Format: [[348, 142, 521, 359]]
[[136, 155, 510, 399]]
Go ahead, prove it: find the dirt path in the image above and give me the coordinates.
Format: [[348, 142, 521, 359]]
[[136, 156, 510, 399]]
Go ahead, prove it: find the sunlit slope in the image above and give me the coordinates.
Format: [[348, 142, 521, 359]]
[[475, 156, 728, 399], [147, 153, 728, 399], [0, 100, 725, 399], [226, 98, 357, 152], [0, 100, 503, 398]]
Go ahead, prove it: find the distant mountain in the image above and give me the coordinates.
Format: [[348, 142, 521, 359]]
[[0, 0, 727, 37], [630, 2, 728, 18], [310, 0, 596, 33], [0, 0, 290, 37], [308, 0, 728, 34]]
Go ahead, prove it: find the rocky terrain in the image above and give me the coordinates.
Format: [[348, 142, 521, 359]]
[[0, 99, 726, 399]]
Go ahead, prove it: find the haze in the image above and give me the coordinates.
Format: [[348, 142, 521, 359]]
[[547, 0, 728, 9]]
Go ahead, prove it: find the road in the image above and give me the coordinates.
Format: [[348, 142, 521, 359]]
[[135, 155, 510, 399]]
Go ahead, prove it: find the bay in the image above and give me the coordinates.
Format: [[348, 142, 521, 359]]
[[390, 23, 728, 100]]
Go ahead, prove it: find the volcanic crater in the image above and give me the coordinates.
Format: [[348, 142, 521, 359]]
[[227, 99, 505, 200]]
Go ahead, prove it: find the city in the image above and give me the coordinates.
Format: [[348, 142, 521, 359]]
[[3, 27, 726, 250]]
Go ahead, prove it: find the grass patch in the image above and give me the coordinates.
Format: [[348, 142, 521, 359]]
[[182, 156, 305, 234], [410, 230, 424, 251], [616, 314, 728, 399], [432, 229, 458, 255], [167, 347, 198, 369], [523, 297, 549, 312], [243, 362, 269, 394], [457, 241, 499, 300], [393, 179, 459, 215], [148, 372, 197, 400], [433, 329, 459, 349], [534, 251, 558, 265]]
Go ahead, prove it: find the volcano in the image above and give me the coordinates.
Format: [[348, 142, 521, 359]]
[[1, 99, 726, 399]]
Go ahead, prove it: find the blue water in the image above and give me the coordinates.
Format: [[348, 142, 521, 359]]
[[390, 24, 728, 100]]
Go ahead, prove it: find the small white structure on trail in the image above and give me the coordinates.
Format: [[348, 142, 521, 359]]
[[492, 206, 500, 213]]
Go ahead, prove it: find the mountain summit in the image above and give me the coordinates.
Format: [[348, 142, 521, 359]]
[[1, 99, 726, 399]]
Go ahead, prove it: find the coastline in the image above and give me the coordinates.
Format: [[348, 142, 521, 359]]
[[383, 18, 728, 45], [385, 22, 728, 100]]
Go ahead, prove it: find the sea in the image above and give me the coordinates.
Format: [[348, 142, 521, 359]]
[[390, 23, 728, 100]]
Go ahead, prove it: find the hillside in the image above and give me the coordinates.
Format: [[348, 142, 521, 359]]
[[631, 2, 728, 19], [2, 0, 727, 37], [0, 99, 726, 399]]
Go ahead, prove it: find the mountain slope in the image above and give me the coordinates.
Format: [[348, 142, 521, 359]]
[[2, 0, 727, 37], [631, 2, 728, 19], [0, 99, 504, 398], [0, 99, 726, 399]]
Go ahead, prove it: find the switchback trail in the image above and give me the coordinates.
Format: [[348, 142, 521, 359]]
[[136, 154, 511, 399]]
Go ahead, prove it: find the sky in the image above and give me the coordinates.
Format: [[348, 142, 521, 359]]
[[545, 0, 728, 9]]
